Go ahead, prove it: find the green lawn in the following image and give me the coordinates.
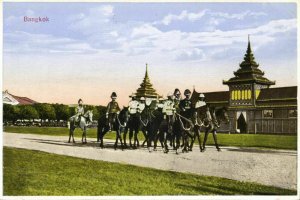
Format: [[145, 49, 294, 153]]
[[4, 126, 297, 150], [3, 147, 296, 195]]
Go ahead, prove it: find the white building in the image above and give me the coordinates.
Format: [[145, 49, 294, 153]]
[[3, 90, 37, 105]]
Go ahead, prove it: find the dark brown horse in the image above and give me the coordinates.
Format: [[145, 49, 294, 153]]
[[202, 106, 229, 152]]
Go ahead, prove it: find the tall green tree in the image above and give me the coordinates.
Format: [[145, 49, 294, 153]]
[[53, 104, 70, 122], [19, 105, 39, 121], [3, 104, 20, 123], [34, 103, 56, 124]]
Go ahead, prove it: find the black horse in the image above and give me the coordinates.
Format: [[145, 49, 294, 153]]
[[156, 113, 176, 153], [202, 106, 229, 152], [123, 112, 140, 149], [97, 107, 129, 150]]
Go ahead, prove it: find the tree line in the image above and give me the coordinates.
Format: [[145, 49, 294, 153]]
[[3, 103, 106, 126]]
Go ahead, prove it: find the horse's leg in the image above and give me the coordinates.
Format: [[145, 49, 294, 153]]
[[196, 128, 203, 151], [212, 130, 221, 151], [142, 129, 147, 147], [84, 126, 87, 144], [163, 131, 169, 153], [68, 126, 72, 143], [72, 127, 75, 143], [119, 129, 124, 150], [136, 127, 140, 148], [114, 129, 118, 150], [129, 128, 133, 148], [123, 127, 128, 148], [202, 129, 209, 152]]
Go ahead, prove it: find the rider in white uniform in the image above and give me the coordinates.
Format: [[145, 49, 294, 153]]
[[157, 97, 164, 109], [163, 93, 176, 121], [75, 99, 84, 123], [195, 93, 206, 108], [128, 94, 139, 115], [137, 97, 145, 113]]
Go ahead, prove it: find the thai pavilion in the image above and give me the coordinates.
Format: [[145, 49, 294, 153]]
[[191, 37, 297, 135]]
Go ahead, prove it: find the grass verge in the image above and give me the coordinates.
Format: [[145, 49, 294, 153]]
[[4, 126, 297, 150], [3, 147, 296, 195]]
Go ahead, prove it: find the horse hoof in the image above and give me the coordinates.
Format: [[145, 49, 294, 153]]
[[217, 148, 221, 152]]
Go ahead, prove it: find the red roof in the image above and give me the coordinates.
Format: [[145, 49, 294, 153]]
[[10, 94, 38, 105]]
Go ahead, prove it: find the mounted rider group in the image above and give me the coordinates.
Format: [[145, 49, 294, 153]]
[[68, 89, 229, 154]]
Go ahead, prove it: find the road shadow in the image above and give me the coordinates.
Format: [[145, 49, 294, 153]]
[[226, 148, 297, 156], [22, 137, 156, 151]]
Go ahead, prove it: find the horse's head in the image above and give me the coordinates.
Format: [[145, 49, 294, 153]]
[[216, 107, 229, 124], [85, 110, 93, 122], [120, 106, 130, 123]]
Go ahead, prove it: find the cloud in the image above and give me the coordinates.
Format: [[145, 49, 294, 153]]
[[125, 18, 296, 60], [68, 5, 115, 35], [153, 9, 267, 26], [176, 48, 206, 61], [153, 9, 208, 25], [4, 31, 98, 54]]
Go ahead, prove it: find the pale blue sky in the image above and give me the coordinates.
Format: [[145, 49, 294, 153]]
[[3, 3, 297, 105]]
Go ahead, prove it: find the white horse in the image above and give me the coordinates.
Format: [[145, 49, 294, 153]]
[[68, 110, 93, 144]]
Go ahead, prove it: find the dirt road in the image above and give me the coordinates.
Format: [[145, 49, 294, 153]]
[[3, 132, 297, 190]]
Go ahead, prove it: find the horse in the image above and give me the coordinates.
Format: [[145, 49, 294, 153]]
[[176, 112, 194, 153], [123, 112, 140, 149], [68, 110, 93, 144], [188, 106, 207, 151], [97, 107, 129, 150], [156, 113, 176, 153], [137, 103, 164, 152], [202, 106, 229, 152]]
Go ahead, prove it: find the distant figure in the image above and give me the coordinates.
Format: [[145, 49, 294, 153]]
[[195, 93, 206, 108], [75, 99, 84, 124], [106, 92, 121, 131]]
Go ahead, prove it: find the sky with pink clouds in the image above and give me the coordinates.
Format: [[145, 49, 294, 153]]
[[3, 2, 297, 106]]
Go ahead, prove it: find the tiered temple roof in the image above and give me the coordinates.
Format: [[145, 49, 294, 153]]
[[223, 36, 275, 86], [134, 64, 161, 99]]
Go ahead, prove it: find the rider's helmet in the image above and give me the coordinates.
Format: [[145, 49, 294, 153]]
[[159, 97, 164, 102], [130, 93, 136, 100], [140, 97, 145, 102], [111, 92, 117, 99], [174, 88, 181, 99], [184, 89, 191, 97], [199, 93, 205, 99], [78, 98, 83, 105]]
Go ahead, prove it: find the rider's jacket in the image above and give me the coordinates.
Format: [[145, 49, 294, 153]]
[[163, 100, 175, 115], [137, 102, 145, 113], [76, 105, 84, 116], [106, 101, 120, 114], [195, 100, 206, 108], [179, 98, 192, 112], [128, 100, 139, 114]]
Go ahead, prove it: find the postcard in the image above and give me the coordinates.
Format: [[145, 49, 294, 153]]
[[2, 1, 298, 199]]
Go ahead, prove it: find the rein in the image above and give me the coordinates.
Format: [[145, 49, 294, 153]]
[[175, 113, 193, 124], [139, 115, 149, 127], [176, 113, 192, 131], [117, 114, 127, 128]]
